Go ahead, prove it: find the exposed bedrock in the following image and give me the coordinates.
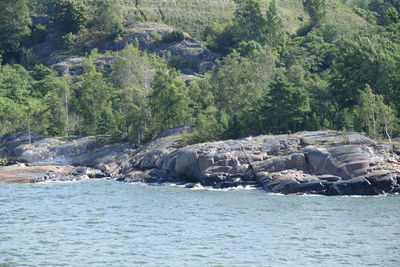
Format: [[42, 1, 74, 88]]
[[0, 132, 133, 183], [44, 23, 219, 78], [1, 128, 399, 195], [117, 129, 400, 195]]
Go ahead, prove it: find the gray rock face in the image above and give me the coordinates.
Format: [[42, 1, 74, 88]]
[[99, 24, 220, 74], [2, 129, 399, 195], [45, 23, 219, 77], [0, 132, 133, 177], [47, 55, 115, 76], [118, 130, 400, 195], [299, 131, 377, 146]]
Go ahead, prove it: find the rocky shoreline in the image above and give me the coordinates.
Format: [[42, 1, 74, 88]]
[[1, 127, 400, 196]]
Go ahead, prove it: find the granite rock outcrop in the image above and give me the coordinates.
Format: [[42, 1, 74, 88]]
[[1, 128, 399, 195]]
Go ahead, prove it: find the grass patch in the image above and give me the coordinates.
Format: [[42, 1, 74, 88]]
[[119, 0, 368, 39]]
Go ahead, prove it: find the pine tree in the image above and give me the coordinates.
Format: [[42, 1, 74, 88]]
[[302, 0, 327, 28], [261, 73, 310, 133], [149, 71, 192, 136], [265, 0, 285, 48], [0, 0, 31, 61], [232, 0, 267, 44]]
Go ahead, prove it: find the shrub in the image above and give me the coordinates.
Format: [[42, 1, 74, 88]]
[[162, 30, 185, 43], [150, 31, 162, 42], [30, 24, 47, 44], [62, 32, 78, 49], [168, 55, 193, 70]]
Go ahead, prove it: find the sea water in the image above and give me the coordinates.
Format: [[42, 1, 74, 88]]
[[0, 180, 399, 266]]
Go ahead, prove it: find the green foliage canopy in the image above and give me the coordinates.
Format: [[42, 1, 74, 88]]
[[0, 0, 31, 62]]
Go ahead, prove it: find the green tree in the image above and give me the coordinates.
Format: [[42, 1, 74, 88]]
[[112, 87, 148, 144], [0, 0, 31, 61], [261, 73, 310, 133], [353, 85, 397, 139], [26, 97, 49, 135], [73, 69, 114, 135], [0, 97, 26, 134], [0, 64, 32, 103], [40, 76, 71, 136], [95, 0, 125, 37], [31, 64, 57, 81], [232, 0, 267, 44], [31, 64, 72, 135], [149, 71, 192, 136], [265, 0, 285, 48], [109, 45, 165, 143], [301, 0, 327, 33], [369, 0, 400, 25], [331, 35, 400, 109], [187, 77, 215, 117], [206, 25, 237, 55], [208, 50, 276, 137], [185, 107, 229, 144], [110, 44, 156, 93], [53, 0, 88, 33], [203, 23, 225, 51], [31, 65, 60, 97], [378, 6, 400, 25], [303, 75, 336, 130], [235, 40, 263, 57]]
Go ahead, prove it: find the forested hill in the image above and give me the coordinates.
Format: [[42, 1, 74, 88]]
[[0, 0, 399, 145]]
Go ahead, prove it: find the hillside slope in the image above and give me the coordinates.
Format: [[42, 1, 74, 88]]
[[121, 0, 368, 37]]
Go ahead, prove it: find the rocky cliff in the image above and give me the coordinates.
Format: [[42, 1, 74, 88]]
[[1, 128, 400, 195], [34, 23, 219, 79]]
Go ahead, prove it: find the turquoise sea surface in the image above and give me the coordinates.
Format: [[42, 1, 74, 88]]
[[1, 180, 399, 266]]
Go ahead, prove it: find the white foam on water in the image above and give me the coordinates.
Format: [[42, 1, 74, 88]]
[[126, 181, 259, 191], [37, 177, 90, 184], [188, 184, 258, 191]]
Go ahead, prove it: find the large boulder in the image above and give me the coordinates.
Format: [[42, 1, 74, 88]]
[[364, 170, 399, 193], [331, 177, 383, 195], [301, 144, 375, 179]]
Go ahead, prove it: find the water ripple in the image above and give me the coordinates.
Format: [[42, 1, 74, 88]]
[[0, 180, 399, 266]]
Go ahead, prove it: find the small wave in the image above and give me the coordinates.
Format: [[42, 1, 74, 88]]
[[265, 192, 390, 198], [335, 194, 388, 198], [188, 184, 258, 191], [37, 178, 91, 184], [127, 181, 258, 191]]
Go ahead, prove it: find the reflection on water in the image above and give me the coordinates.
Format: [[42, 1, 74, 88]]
[[1, 180, 399, 266]]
